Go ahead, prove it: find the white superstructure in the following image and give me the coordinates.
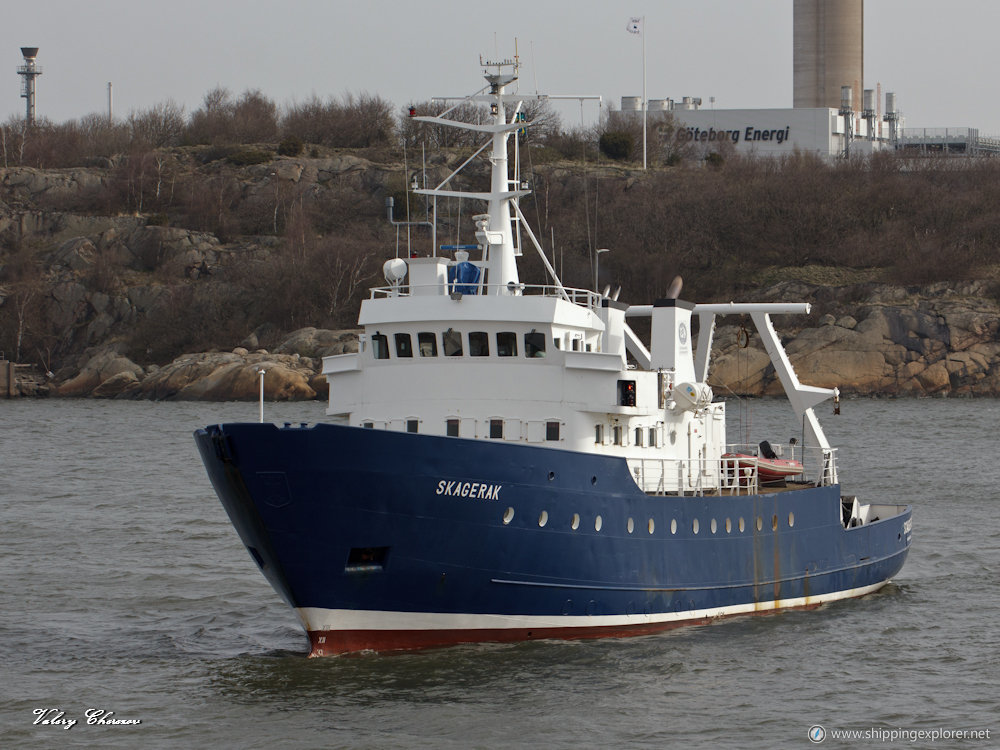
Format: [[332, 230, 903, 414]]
[[322, 58, 840, 494]]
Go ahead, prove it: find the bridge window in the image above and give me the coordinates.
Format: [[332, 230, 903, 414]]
[[371, 334, 389, 360], [443, 329, 463, 356], [469, 331, 489, 357], [496, 331, 517, 357], [418, 332, 437, 357], [394, 333, 413, 358], [446, 418, 459, 437], [524, 331, 546, 358]]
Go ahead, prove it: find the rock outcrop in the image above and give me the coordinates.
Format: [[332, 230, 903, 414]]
[[47, 329, 359, 401], [707, 281, 1000, 397]]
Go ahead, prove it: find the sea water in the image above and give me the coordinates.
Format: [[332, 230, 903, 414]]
[[2, 398, 997, 748]]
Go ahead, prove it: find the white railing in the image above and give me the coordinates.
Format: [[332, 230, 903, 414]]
[[369, 283, 602, 307], [627, 444, 838, 496]]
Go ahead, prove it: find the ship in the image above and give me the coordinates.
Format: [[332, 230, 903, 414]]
[[194, 58, 912, 656]]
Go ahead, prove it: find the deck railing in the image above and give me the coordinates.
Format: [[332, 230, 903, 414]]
[[627, 444, 838, 496], [369, 283, 602, 308]]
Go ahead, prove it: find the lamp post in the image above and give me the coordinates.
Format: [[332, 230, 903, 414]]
[[594, 248, 610, 292], [257, 368, 266, 423]]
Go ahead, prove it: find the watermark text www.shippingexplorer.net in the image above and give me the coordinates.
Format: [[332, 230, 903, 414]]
[[808, 725, 991, 743]]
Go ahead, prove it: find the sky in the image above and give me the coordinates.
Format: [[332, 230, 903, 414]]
[[3, 0, 999, 135]]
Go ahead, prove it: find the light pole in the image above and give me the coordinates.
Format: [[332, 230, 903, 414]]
[[594, 248, 610, 292], [257, 368, 266, 423]]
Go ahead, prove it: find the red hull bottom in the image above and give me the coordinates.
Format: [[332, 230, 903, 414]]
[[305, 604, 825, 657]]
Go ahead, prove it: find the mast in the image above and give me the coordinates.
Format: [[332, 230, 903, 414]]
[[484, 60, 519, 294]]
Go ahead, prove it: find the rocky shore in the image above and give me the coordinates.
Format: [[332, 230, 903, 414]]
[[35, 327, 359, 401], [8, 279, 998, 400]]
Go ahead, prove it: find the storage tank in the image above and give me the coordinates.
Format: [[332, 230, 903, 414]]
[[793, 0, 863, 110], [620, 96, 642, 112]]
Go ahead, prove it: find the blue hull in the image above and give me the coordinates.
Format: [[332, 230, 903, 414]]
[[195, 422, 911, 654]]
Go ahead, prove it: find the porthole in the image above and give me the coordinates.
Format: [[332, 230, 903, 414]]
[[710, 518, 717, 534], [571, 513, 580, 530], [772, 514, 778, 531], [548, 471, 555, 481], [725, 518, 732, 534], [591, 476, 598, 485], [693, 518, 700, 535], [502, 507, 514, 525], [627, 517, 635, 534], [648, 518, 655, 534], [756, 516, 763, 531], [538, 510, 549, 527], [739, 517, 746, 532], [595, 515, 603, 532], [788, 512, 795, 528], [671, 519, 677, 535]]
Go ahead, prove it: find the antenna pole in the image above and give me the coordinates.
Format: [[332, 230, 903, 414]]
[[642, 16, 647, 170]]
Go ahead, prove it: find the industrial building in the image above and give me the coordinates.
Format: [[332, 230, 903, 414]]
[[622, 0, 998, 160]]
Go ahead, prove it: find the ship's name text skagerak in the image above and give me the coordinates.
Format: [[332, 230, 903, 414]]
[[436, 480, 502, 500]]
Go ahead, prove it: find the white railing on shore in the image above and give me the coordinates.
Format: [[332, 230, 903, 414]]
[[369, 283, 602, 308], [627, 445, 838, 496]]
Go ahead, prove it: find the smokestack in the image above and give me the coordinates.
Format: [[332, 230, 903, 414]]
[[793, 0, 863, 110]]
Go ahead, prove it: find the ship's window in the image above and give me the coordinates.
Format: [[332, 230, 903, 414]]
[[446, 419, 459, 437], [756, 516, 763, 531], [572, 337, 580, 351], [496, 331, 517, 356], [627, 517, 635, 534], [502, 507, 514, 525], [772, 514, 779, 531], [648, 427, 657, 447], [553, 338, 561, 350], [693, 518, 700, 535], [612, 425, 623, 446], [634, 427, 644, 446], [418, 332, 438, 357], [726, 518, 733, 534], [489, 419, 503, 439], [406, 419, 418, 433], [595, 515, 603, 532], [739, 517, 746, 532], [586, 343, 592, 352], [618, 380, 637, 407], [443, 329, 463, 356], [788, 512, 795, 528], [595, 424, 604, 444], [671, 518, 678, 535], [362, 421, 374, 429], [546, 421, 560, 441], [571, 513, 580, 530], [538, 510, 549, 527], [524, 331, 546, 358], [372, 333, 389, 360], [394, 333, 413, 358], [648, 518, 655, 534], [469, 331, 489, 357], [711, 518, 718, 534]]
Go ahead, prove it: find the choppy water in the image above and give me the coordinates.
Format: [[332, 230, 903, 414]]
[[2, 397, 998, 748]]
